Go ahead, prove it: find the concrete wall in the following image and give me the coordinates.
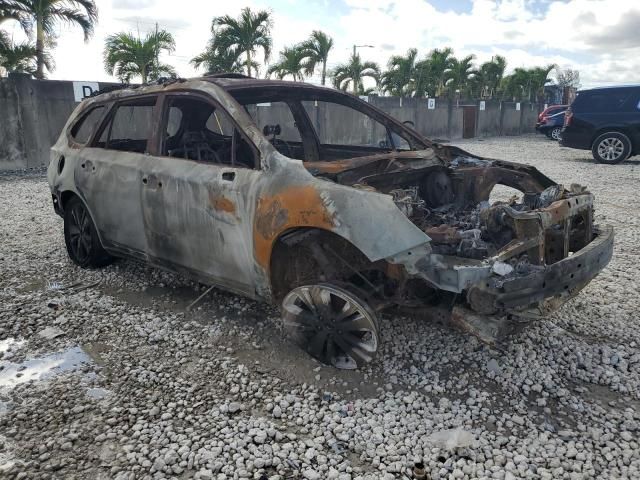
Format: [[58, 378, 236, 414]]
[[521, 102, 539, 134], [0, 74, 120, 170], [500, 102, 522, 136], [0, 74, 545, 171], [477, 100, 502, 138], [0, 77, 25, 170]]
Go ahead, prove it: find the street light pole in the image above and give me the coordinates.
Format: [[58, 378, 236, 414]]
[[352, 44, 374, 57]]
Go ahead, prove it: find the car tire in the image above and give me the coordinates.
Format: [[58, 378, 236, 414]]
[[550, 127, 562, 141], [281, 283, 379, 369], [64, 197, 113, 268], [592, 132, 632, 164]]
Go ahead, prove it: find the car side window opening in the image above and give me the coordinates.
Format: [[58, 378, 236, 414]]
[[95, 97, 156, 153], [161, 96, 256, 168], [244, 101, 304, 160], [231, 91, 422, 162], [302, 100, 412, 158], [70, 106, 105, 144]]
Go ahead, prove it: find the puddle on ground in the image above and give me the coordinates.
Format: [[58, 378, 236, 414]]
[[0, 341, 92, 390], [0, 338, 26, 355]]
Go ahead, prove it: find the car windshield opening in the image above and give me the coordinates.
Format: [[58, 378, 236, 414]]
[[230, 89, 422, 162]]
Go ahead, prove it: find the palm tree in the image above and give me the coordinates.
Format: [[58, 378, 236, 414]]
[[299, 30, 333, 85], [104, 30, 176, 83], [332, 52, 380, 95], [528, 64, 556, 102], [445, 54, 476, 97], [412, 58, 432, 98], [1, 1, 29, 52], [425, 47, 454, 97], [499, 64, 555, 102], [500, 71, 522, 101], [211, 7, 272, 77], [191, 43, 250, 75], [472, 55, 506, 98], [380, 48, 418, 96], [0, 41, 43, 75], [10, 0, 97, 79], [267, 45, 306, 81]]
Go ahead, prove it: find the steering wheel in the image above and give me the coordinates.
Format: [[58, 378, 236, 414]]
[[181, 131, 221, 163]]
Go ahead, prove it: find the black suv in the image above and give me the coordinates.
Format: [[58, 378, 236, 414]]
[[561, 85, 640, 164]]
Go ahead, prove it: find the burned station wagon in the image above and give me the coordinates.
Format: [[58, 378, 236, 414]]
[[48, 75, 614, 369]]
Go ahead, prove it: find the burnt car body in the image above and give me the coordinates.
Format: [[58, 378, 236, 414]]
[[48, 75, 614, 369]]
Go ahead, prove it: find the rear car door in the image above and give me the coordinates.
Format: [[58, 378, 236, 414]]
[[76, 96, 159, 256], [619, 88, 640, 150], [140, 93, 262, 296]]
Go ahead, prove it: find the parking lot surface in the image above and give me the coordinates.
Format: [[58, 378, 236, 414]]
[[1, 135, 639, 479]]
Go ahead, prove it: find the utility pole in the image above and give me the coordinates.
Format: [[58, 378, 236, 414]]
[[352, 44, 374, 57], [155, 22, 159, 80]]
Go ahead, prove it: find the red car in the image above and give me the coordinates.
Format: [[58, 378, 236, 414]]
[[536, 105, 568, 140]]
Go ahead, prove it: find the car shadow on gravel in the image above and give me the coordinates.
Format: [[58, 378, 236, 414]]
[[558, 154, 640, 165], [99, 266, 384, 399]]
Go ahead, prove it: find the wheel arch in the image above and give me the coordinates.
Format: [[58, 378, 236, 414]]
[[268, 227, 380, 303], [60, 190, 79, 212], [591, 127, 634, 148], [59, 190, 108, 248]]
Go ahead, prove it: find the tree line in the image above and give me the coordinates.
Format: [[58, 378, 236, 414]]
[[0, 3, 579, 102]]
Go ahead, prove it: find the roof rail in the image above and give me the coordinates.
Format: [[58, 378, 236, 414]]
[[88, 84, 132, 98], [205, 73, 252, 79]]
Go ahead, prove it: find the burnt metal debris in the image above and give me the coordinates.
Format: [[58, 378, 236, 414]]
[[48, 76, 614, 369]]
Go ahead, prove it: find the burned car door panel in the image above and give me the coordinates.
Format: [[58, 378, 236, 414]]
[[48, 77, 614, 369], [139, 93, 261, 295], [141, 160, 261, 296], [75, 97, 159, 256]]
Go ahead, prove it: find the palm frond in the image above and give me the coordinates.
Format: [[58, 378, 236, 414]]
[[104, 29, 176, 82]]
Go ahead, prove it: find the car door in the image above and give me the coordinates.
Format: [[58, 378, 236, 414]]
[[75, 95, 159, 256], [140, 93, 262, 296], [620, 88, 640, 148]]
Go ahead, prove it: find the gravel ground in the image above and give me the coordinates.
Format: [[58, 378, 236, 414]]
[[1, 135, 639, 480]]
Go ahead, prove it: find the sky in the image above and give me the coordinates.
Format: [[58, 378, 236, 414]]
[[3, 0, 640, 89]]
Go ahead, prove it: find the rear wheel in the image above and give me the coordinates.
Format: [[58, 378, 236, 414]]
[[550, 127, 562, 141], [282, 283, 379, 369], [64, 197, 113, 268], [592, 132, 631, 164]]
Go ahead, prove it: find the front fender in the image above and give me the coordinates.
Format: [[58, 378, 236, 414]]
[[252, 164, 431, 271]]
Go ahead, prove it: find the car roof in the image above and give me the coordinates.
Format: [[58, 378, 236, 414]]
[[200, 74, 334, 93], [579, 84, 640, 94], [86, 75, 342, 104]]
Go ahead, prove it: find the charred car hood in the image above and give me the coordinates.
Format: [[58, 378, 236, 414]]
[[303, 145, 556, 192]]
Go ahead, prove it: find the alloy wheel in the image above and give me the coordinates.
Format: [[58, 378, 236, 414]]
[[597, 137, 625, 162], [282, 284, 378, 369], [68, 203, 92, 263]]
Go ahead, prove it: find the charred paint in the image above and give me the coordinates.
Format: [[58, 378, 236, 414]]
[[254, 185, 335, 269], [208, 191, 237, 215]]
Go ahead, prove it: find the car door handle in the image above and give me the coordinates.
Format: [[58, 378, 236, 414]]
[[222, 171, 235, 182]]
